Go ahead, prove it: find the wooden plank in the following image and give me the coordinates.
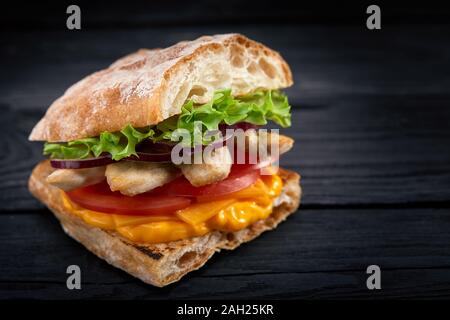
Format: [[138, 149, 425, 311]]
[[1, 93, 450, 211], [2, 25, 450, 110], [1, 207, 450, 298], [2, 26, 450, 209], [3, 269, 450, 299], [286, 94, 450, 207], [1, 23, 450, 300], [2, 2, 449, 30]]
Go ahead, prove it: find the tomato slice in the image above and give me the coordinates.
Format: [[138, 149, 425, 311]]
[[66, 164, 264, 216], [66, 181, 192, 216], [152, 164, 260, 198]]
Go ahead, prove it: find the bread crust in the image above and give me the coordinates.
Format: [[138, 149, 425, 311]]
[[29, 34, 293, 142], [28, 161, 301, 287]]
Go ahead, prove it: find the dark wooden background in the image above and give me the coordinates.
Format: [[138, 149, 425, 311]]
[[1, 1, 450, 299]]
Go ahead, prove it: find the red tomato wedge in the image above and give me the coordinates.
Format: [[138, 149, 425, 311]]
[[152, 164, 260, 198], [66, 181, 192, 216]]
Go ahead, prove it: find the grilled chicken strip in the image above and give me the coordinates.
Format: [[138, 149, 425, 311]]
[[46, 166, 106, 191], [180, 146, 232, 187], [180, 133, 293, 187], [105, 162, 180, 196], [244, 131, 294, 156]]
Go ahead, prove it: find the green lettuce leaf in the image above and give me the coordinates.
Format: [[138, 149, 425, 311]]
[[43, 89, 292, 160], [44, 125, 154, 161], [158, 89, 291, 144]]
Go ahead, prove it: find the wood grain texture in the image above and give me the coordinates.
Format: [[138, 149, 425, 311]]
[[0, 24, 450, 298], [2, 98, 450, 210], [3, 1, 449, 29], [3, 25, 450, 110], [1, 208, 450, 299]]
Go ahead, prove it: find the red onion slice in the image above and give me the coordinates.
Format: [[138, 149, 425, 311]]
[[49, 123, 261, 168], [50, 156, 114, 169], [123, 152, 172, 163]]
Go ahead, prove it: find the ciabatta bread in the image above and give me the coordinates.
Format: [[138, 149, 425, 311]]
[[29, 34, 293, 142], [29, 161, 301, 287]]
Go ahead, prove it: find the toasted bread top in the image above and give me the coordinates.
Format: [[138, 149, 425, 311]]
[[29, 34, 293, 142]]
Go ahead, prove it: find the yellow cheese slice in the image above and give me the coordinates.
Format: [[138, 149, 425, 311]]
[[61, 173, 283, 243]]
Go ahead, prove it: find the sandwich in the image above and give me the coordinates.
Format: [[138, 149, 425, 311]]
[[28, 34, 301, 287]]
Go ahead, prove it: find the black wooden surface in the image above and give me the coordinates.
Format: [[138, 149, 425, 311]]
[[1, 19, 450, 299]]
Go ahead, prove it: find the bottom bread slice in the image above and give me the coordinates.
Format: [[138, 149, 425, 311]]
[[29, 160, 301, 287]]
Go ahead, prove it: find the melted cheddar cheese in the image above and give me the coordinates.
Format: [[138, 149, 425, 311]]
[[61, 174, 283, 243]]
